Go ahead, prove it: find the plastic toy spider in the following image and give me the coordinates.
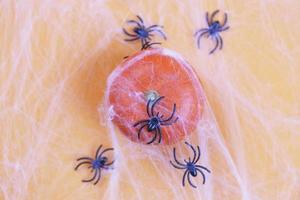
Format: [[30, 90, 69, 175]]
[[134, 96, 178, 144], [170, 142, 211, 188], [194, 10, 230, 54], [123, 15, 167, 49], [75, 145, 114, 185]]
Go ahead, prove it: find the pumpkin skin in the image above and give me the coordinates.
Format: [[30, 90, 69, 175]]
[[106, 48, 205, 145]]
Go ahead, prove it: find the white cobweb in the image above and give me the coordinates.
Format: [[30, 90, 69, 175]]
[[0, 0, 300, 200]]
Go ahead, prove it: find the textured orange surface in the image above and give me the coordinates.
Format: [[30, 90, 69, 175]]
[[107, 49, 204, 145]]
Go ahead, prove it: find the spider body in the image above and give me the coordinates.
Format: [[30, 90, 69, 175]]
[[147, 117, 160, 131], [134, 96, 178, 144], [123, 15, 166, 49], [75, 145, 114, 185], [134, 27, 149, 38], [92, 157, 107, 169], [170, 142, 211, 188], [195, 10, 230, 54], [187, 162, 197, 177], [208, 21, 222, 36]]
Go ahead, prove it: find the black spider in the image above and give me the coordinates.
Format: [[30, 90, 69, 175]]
[[170, 142, 211, 188], [75, 145, 114, 185], [123, 15, 167, 49], [133, 96, 178, 144], [194, 10, 230, 54]]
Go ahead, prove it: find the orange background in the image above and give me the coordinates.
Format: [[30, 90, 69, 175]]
[[0, 0, 300, 199]]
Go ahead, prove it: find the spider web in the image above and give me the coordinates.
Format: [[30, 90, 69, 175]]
[[0, 0, 300, 200]]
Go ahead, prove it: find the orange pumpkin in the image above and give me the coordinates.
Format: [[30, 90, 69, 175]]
[[106, 48, 205, 145]]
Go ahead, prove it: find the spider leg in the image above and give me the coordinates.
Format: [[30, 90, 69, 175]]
[[155, 29, 167, 40], [141, 38, 144, 46], [143, 39, 155, 48], [145, 37, 151, 43], [146, 129, 158, 144], [148, 29, 167, 40], [124, 37, 140, 42], [210, 10, 220, 23], [194, 28, 209, 36], [102, 166, 111, 170], [219, 36, 223, 50], [222, 13, 228, 26], [196, 168, 207, 184], [136, 15, 144, 24], [206, 12, 211, 26], [187, 172, 197, 188], [156, 112, 160, 117], [221, 26, 230, 32], [172, 148, 186, 166], [94, 169, 102, 185], [209, 36, 219, 54], [137, 123, 148, 139], [182, 170, 188, 187], [76, 157, 93, 161], [145, 35, 152, 41], [133, 119, 148, 127], [184, 142, 197, 163], [98, 147, 114, 158], [170, 160, 186, 169], [141, 38, 149, 48], [82, 170, 98, 183], [95, 145, 103, 159], [146, 24, 162, 30], [126, 20, 142, 28], [75, 161, 92, 170], [122, 28, 137, 37], [104, 160, 114, 166], [146, 98, 152, 117], [195, 165, 211, 173], [196, 31, 209, 48], [141, 40, 146, 49], [157, 127, 162, 143], [141, 42, 149, 50], [183, 159, 190, 163], [161, 103, 177, 123], [161, 118, 178, 126], [194, 145, 201, 163], [151, 96, 164, 116]]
